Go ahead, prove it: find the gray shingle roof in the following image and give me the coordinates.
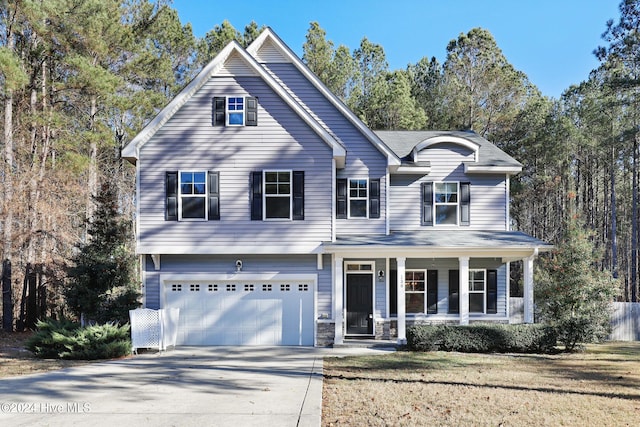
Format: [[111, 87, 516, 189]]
[[326, 230, 551, 250], [374, 130, 522, 168]]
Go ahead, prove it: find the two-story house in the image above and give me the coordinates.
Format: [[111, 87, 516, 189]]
[[122, 28, 551, 347]]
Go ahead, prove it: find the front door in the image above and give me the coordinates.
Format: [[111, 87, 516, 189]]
[[346, 273, 373, 335]]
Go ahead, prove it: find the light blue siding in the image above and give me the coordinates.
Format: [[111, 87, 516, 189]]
[[137, 75, 334, 253]]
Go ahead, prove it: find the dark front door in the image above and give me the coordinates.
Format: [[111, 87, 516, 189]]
[[346, 273, 373, 335]]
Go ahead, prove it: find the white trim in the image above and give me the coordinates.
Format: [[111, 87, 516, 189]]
[[393, 165, 431, 174], [396, 257, 406, 344], [506, 177, 510, 230], [459, 257, 470, 325], [347, 178, 369, 219], [344, 261, 376, 336], [413, 136, 480, 163], [464, 164, 522, 175], [334, 256, 344, 344], [434, 182, 460, 226], [263, 169, 293, 221], [468, 268, 487, 314], [385, 170, 390, 235], [246, 28, 401, 168], [225, 96, 245, 126], [122, 39, 346, 165], [178, 170, 208, 221], [150, 254, 161, 271]]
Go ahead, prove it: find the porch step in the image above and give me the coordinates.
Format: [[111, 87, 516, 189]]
[[333, 338, 399, 349]]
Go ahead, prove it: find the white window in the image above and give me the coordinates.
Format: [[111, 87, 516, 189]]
[[434, 182, 458, 225], [227, 97, 244, 126], [348, 178, 368, 218], [264, 170, 291, 220], [179, 171, 207, 220], [469, 269, 486, 313], [405, 270, 426, 314]]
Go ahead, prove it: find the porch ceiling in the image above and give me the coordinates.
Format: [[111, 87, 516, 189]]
[[323, 230, 552, 259]]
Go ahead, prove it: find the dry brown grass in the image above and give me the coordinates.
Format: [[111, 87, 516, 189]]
[[322, 342, 640, 426], [0, 331, 90, 378]]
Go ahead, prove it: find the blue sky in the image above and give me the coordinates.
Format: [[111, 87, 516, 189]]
[[171, 0, 621, 99]]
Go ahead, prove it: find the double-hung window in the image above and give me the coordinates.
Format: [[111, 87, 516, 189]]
[[227, 97, 244, 125], [212, 96, 258, 127], [250, 170, 304, 221], [405, 270, 426, 314], [422, 181, 470, 226], [469, 269, 486, 313], [336, 178, 380, 219], [349, 179, 368, 218], [180, 171, 207, 220], [165, 171, 220, 221], [264, 171, 291, 220], [434, 182, 458, 225]]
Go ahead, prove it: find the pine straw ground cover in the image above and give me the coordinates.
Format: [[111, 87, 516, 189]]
[[322, 342, 640, 426], [0, 331, 90, 377]]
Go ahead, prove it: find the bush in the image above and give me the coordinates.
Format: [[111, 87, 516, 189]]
[[406, 323, 557, 354], [26, 318, 131, 360]]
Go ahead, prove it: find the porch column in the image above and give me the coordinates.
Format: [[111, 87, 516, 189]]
[[334, 256, 344, 345], [396, 257, 406, 344], [459, 257, 470, 325], [523, 253, 535, 323]]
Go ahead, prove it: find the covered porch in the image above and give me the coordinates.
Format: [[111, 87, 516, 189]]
[[323, 230, 552, 345]]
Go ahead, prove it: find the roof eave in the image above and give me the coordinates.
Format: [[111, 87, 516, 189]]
[[247, 29, 401, 168]]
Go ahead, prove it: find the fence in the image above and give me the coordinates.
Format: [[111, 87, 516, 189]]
[[509, 298, 640, 341]]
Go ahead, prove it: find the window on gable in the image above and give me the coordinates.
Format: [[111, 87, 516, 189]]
[[165, 171, 220, 221], [227, 97, 244, 125], [212, 96, 258, 127]]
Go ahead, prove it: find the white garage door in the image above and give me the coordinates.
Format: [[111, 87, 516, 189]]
[[164, 280, 314, 346]]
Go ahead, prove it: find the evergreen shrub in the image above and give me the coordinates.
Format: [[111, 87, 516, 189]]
[[406, 323, 557, 353], [26, 318, 131, 360]]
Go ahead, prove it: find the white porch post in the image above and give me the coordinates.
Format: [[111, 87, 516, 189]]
[[396, 257, 406, 344], [523, 254, 535, 323], [334, 256, 344, 345], [459, 257, 470, 325]]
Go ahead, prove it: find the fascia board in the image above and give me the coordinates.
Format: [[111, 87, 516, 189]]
[[122, 39, 344, 162], [248, 28, 400, 167]]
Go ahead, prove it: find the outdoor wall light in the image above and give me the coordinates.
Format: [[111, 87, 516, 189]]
[[236, 259, 243, 272], [378, 270, 385, 281]]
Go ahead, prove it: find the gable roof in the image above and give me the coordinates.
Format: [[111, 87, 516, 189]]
[[375, 130, 522, 175], [246, 28, 401, 168], [121, 37, 346, 165]]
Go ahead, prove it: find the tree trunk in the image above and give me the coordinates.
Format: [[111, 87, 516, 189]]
[[1, 260, 12, 331], [2, 34, 15, 263]]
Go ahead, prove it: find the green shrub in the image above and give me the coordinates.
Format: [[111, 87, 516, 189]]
[[406, 323, 557, 354], [26, 318, 131, 360]]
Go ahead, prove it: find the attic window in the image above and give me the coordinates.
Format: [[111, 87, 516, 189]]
[[212, 96, 258, 127]]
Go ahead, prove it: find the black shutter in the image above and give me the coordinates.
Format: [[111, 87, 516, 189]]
[[250, 172, 262, 220], [208, 171, 220, 220], [460, 182, 470, 226], [336, 178, 347, 218], [448, 270, 459, 314], [165, 171, 178, 221], [212, 97, 226, 126], [389, 270, 397, 316], [245, 96, 258, 126], [293, 171, 304, 220], [421, 182, 433, 226], [427, 270, 438, 314], [369, 178, 380, 219], [486, 269, 498, 314]]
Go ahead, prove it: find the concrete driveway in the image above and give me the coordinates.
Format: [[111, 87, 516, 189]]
[[0, 346, 392, 427]]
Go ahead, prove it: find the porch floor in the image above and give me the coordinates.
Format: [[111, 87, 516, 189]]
[[333, 338, 399, 349]]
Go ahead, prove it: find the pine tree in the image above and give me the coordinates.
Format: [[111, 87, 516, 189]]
[[535, 210, 619, 351], [64, 183, 139, 324]]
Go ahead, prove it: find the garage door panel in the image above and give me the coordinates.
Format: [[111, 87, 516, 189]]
[[164, 280, 314, 346]]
